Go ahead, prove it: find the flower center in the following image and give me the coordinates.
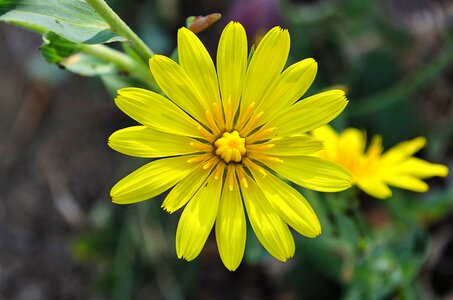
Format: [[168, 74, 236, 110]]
[[214, 131, 246, 163]]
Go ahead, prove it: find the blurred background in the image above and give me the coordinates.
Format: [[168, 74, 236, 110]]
[[1, 0, 452, 299]]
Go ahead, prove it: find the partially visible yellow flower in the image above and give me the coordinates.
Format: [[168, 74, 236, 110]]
[[312, 125, 449, 199], [109, 22, 352, 270]]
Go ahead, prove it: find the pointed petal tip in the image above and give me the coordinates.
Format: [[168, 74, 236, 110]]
[[338, 167, 354, 188], [148, 54, 158, 66], [110, 185, 119, 199], [316, 227, 322, 236], [161, 204, 178, 214], [148, 54, 168, 68], [222, 260, 240, 272], [176, 247, 187, 260], [220, 21, 242, 38], [265, 25, 289, 37], [305, 57, 317, 65], [110, 191, 133, 205], [226, 20, 243, 28], [277, 252, 294, 263], [177, 26, 192, 35], [177, 26, 198, 43], [178, 252, 196, 262], [272, 25, 288, 32], [298, 223, 322, 239], [115, 91, 126, 98], [111, 197, 133, 205], [116, 87, 139, 95], [301, 57, 318, 73], [304, 221, 322, 238], [106, 139, 115, 151], [161, 204, 171, 213]]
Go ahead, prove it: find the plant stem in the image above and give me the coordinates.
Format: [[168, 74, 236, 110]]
[[85, 0, 154, 62], [80, 44, 158, 90]]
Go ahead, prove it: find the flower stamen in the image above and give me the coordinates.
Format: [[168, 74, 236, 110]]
[[212, 102, 225, 129], [251, 153, 283, 163], [240, 111, 264, 136], [214, 131, 246, 163], [197, 125, 215, 142], [236, 102, 256, 129], [206, 110, 222, 137], [243, 158, 266, 177], [187, 153, 211, 164], [226, 164, 236, 191], [214, 162, 226, 180], [202, 156, 219, 169], [235, 166, 248, 188], [224, 96, 234, 131], [247, 127, 277, 144], [190, 140, 214, 152], [246, 143, 274, 152]]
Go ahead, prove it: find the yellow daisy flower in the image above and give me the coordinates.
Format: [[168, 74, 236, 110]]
[[109, 22, 352, 270], [312, 125, 449, 199]]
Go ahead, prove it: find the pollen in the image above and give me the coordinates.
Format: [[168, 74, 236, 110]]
[[214, 131, 246, 163]]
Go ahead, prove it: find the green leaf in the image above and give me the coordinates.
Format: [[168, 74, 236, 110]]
[[61, 53, 116, 76], [40, 32, 81, 64], [0, 0, 126, 44], [40, 32, 115, 77]]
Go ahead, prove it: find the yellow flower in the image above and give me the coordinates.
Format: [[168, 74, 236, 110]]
[[109, 22, 352, 270], [312, 125, 449, 199]]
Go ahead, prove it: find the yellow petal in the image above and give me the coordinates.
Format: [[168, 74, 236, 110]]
[[108, 126, 198, 158], [257, 58, 318, 124], [339, 128, 366, 157], [162, 166, 212, 213], [115, 88, 203, 138], [385, 175, 428, 192], [217, 21, 247, 116], [259, 135, 324, 156], [365, 135, 383, 160], [311, 125, 340, 159], [337, 128, 367, 168], [395, 157, 449, 178], [265, 156, 352, 192], [241, 173, 295, 261], [111, 156, 195, 204], [241, 26, 290, 111], [215, 176, 246, 271], [356, 179, 392, 199], [176, 173, 222, 261], [265, 90, 348, 137], [381, 137, 426, 164], [178, 27, 221, 108], [251, 168, 321, 238], [149, 55, 208, 125]]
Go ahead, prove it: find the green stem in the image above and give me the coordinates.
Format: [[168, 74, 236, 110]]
[[85, 0, 154, 62], [80, 44, 158, 90]]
